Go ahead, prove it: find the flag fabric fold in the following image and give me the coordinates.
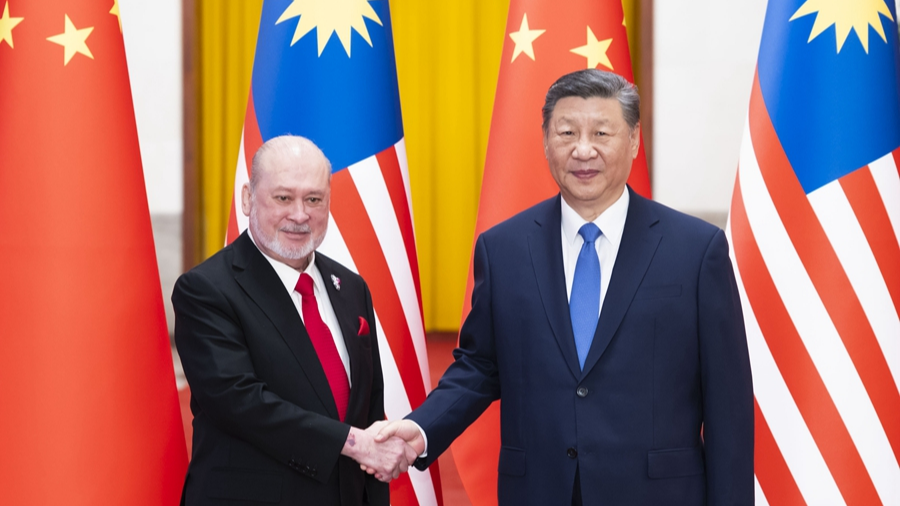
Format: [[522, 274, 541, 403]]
[[225, 2, 440, 505], [726, 1, 900, 504], [0, 0, 188, 503], [452, 1, 651, 504]]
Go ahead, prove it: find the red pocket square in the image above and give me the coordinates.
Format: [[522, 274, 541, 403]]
[[358, 316, 370, 336]]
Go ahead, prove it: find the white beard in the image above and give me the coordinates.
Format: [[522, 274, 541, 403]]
[[249, 210, 326, 263]]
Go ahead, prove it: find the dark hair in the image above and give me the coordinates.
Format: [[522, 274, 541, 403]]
[[541, 69, 640, 132]]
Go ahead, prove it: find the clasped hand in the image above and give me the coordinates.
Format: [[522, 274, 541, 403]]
[[341, 420, 426, 483], [339, 421, 415, 482]]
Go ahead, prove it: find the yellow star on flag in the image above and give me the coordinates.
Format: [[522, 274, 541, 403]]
[[47, 14, 94, 66], [0, 1, 24, 49], [276, 0, 382, 57], [110, 0, 122, 32], [570, 26, 613, 70], [789, 0, 893, 53], [509, 13, 545, 62]]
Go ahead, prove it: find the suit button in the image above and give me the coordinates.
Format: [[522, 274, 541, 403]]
[[567, 448, 578, 459], [576, 387, 589, 397]]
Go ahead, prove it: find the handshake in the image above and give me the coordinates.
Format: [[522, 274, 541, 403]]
[[340, 420, 424, 483]]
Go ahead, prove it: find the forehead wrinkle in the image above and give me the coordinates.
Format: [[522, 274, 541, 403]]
[[552, 113, 613, 127]]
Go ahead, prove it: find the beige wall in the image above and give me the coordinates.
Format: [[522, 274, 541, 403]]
[[120, 0, 183, 333], [653, 0, 768, 223]]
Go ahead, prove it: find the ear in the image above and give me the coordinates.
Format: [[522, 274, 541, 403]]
[[629, 122, 641, 159], [241, 183, 252, 217], [543, 132, 550, 160]]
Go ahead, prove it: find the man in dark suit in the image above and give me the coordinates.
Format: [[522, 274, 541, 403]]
[[374, 69, 754, 505], [173, 135, 415, 506]]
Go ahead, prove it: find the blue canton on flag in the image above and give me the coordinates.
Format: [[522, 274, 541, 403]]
[[757, 0, 900, 193], [251, 0, 404, 171]]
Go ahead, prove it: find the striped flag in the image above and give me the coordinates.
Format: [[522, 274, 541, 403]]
[[225, 1, 440, 505], [726, 1, 900, 504]]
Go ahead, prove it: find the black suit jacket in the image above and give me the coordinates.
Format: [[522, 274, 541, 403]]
[[409, 189, 754, 505], [173, 232, 388, 506]]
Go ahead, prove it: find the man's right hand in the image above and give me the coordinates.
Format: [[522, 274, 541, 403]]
[[340, 426, 417, 483], [373, 420, 426, 456]]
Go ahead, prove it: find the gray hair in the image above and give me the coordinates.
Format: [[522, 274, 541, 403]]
[[541, 69, 640, 132], [249, 135, 332, 192]]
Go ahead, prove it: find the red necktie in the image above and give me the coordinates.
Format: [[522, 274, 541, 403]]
[[295, 273, 350, 421]]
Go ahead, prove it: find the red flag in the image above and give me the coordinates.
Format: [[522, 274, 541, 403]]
[[452, 1, 651, 504], [0, 1, 188, 504]]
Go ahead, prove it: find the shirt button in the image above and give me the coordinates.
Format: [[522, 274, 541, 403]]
[[567, 448, 578, 459], [576, 387, 589, 398]]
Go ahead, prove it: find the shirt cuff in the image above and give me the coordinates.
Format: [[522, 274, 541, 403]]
[[409, 420, 429, 458]]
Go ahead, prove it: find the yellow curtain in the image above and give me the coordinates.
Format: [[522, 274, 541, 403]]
[[195, 0, 641, 331], [391, 0, 509, 330], [196, 0, 264, 260]]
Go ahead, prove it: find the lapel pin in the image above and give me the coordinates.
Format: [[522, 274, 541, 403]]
[[331, 274, 341, 291]]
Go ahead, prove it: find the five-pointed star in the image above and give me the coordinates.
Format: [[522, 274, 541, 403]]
[[570, 26, 613, 70], [110, 0, 122, 32], [0, 1, 24, 49], [47, 14, 94, 65], [509, 13, 545, 62]]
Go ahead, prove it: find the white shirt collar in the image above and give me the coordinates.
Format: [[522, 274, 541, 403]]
[[247, 228, 320, 294], [560, 186, 630, 248]]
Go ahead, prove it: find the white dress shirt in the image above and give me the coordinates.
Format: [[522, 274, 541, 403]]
[[560, 188, 630, 318], [248, 230, 351, 385]]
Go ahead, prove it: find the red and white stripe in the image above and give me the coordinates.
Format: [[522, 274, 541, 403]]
[[726, 72, 900, 506], [227, 96, 441, 506]]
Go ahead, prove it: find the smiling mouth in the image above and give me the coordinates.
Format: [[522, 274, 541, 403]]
[[280, 228, 311, 239], [572, 170, 599, 178]]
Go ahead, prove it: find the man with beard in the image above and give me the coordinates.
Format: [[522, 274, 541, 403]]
[[173, 135, 415, 506]]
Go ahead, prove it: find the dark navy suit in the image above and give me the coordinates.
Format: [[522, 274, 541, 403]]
[[409, 188, 754, 505]]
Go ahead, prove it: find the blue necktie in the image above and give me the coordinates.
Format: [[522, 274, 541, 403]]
[[570, 223, 602, 369]]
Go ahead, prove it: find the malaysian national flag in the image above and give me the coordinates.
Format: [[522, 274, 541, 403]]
[[225, 2, 440, 505], [726, 1, 900, 504]]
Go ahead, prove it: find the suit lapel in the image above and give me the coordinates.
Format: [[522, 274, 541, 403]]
[[528, 196, 582, 380], [231, 233, 340, 420], [315, 254, 367, 424], [582, 189, 661, 376]]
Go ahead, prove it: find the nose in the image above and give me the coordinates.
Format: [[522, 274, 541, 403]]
[[287, 201, 310, 223], [572, 134, 598, 160]]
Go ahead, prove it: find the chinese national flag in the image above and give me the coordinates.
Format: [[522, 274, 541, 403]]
[[451, 1, 651, 504], [0, 1, 188, 504]]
